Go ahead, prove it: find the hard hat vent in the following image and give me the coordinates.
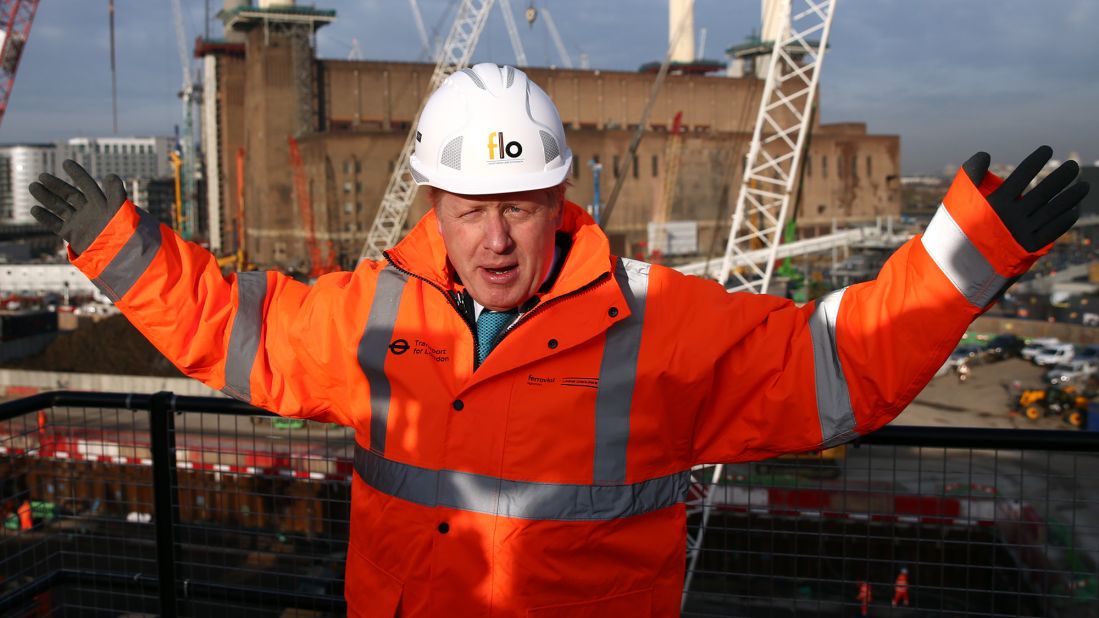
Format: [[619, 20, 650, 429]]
[[460, 68, 487, 90], [505, 66, 515, 87], [441, 136, 463, 170], [410, 167, 428, 183], [538, 130, 560, 164]]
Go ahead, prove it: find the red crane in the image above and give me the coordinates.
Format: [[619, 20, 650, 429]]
[[288, 136, 338, 278], [0, 0, 39, 128]]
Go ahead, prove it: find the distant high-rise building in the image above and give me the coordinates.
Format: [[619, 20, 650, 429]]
[[0, 144, 57, 224], [56, 137, 175, 181]]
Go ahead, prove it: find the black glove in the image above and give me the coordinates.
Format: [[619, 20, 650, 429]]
[[28, 159, 127, 256], [962, 146, 1089, 253]]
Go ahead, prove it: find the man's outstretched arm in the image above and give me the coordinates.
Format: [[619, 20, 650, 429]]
[[683, 146, 1088, 464], [28, 160, 370, 425]]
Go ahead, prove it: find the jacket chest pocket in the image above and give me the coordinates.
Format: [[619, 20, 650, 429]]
[[501, 357, 604, 482]]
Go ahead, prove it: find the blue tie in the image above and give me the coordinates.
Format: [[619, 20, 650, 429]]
[[476, 309, 517, 365]]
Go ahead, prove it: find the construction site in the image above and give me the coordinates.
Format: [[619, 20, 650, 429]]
[[191, 0, 899, 278]]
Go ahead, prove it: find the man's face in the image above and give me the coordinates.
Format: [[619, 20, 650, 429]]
[[435, 188, 563, 311]]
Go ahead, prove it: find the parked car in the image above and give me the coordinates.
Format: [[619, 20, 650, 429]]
[[1044, 359, 1097, 385], [984, 334, 1025, 361], [1022, 337, 1061, 362], [1073, 345, 1099, 363], [1034, 343, 1075, 367], [947, 345, 983, 369]]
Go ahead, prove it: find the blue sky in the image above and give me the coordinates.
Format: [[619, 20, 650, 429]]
[[3, 0, 1097, 174]]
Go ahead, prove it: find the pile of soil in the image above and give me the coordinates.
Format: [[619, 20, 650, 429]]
[[3, 315, 184, 377]]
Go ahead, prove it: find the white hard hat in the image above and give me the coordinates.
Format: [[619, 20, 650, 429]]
[[409, 63, 573, 195]]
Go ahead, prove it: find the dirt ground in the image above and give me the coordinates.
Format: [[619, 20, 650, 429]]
[[1, 315, 183, 378], [899, 358, 1081, 430]]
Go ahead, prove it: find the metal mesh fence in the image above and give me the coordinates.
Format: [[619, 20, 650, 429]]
[[1, 393, 1097, 617], [1, 395, 352, 617], [683, 441, 1099, 617]]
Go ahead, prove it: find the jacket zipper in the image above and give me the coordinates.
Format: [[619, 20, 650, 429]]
[[383, 254, 479, 355], [384, 253, 612, 362]]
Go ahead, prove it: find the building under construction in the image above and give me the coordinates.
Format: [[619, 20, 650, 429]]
[[199, 1, 899, 272]]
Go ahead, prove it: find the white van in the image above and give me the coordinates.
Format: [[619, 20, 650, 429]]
[[1034, 343, 1075, 366], [1022, 337, 1061, 362]]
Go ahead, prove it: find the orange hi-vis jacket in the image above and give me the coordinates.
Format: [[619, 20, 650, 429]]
[[70, 168, 1047, 617]]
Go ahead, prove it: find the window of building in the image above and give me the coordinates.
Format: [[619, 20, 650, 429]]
[[804, 155, 811, 177], [356, 181, 363, 193], [632, 156, 638, 179], [344, 160, 351, 174], [837, 156, 844, 178], [612, 155, 620, 178], [343, 181, 352, 193], [851, 155, 857, 178], [652, 154, 659, 177], [822, 156, 828, 178], [866, 156, 872, 177], [344, 202, 353, 214], [572, 155, 580, 179]]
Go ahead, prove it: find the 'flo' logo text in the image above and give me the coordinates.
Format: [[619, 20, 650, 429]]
[[486, 131, 523, 161]]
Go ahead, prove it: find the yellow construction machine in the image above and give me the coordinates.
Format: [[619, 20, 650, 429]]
[[1013, 384, 1090, 428]]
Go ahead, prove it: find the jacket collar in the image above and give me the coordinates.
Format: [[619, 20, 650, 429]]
[[385, 200, 614, 303]]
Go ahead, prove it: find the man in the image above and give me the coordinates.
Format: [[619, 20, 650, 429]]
[[856, 580, 872, 616], [892, 567, 910, 607], [29, 64, 1087, 616]]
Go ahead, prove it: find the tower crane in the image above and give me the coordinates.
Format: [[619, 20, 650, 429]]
[[683, 0, 838, 609], [0, 0, 39, 129], [522, 3, 574, 69], [170, 0, 200, 240], [497, 0, 528, 67], [359, 0, 497, 262]]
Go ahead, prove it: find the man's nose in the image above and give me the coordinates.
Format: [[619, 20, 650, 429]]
[[483, 214, 513, 253]]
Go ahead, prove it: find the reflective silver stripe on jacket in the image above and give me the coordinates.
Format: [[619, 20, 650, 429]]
[[921, 205, 1008, 308], [222, 271, 267, 402], [593, 258, 649, 484], [808, 288, 858, 448], [354, 445, 690, 521], [357, 266, 409, 455], [91, 209, 163, 302]]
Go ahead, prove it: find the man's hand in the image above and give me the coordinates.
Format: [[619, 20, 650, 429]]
[[28, 159, 127, 256], [962, 146, 1089, 253]]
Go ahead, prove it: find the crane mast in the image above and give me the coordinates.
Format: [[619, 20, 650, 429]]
[[717, 0, 837, 292], [684, 1, 838, 609], [359, 0, 497, 262], [170, 0, 200, 240], [0, 0, 39, 129]]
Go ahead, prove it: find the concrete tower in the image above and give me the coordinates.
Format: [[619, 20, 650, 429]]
[[221, 1, 335, 269]]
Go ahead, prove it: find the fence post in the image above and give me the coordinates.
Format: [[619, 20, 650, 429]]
[[150, 391, 180, 618]]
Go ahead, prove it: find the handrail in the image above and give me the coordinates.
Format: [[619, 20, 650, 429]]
[[3, 390, 1097, 452]]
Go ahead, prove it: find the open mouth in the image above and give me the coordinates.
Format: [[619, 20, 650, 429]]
[[484, 265, 517, 275]]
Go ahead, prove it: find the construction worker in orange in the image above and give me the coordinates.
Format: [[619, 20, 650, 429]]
[[856, 580, 872, 616], [18, 500, 32, 531], [28, 62, 1089, 617], [892, 567, 910, 607]]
